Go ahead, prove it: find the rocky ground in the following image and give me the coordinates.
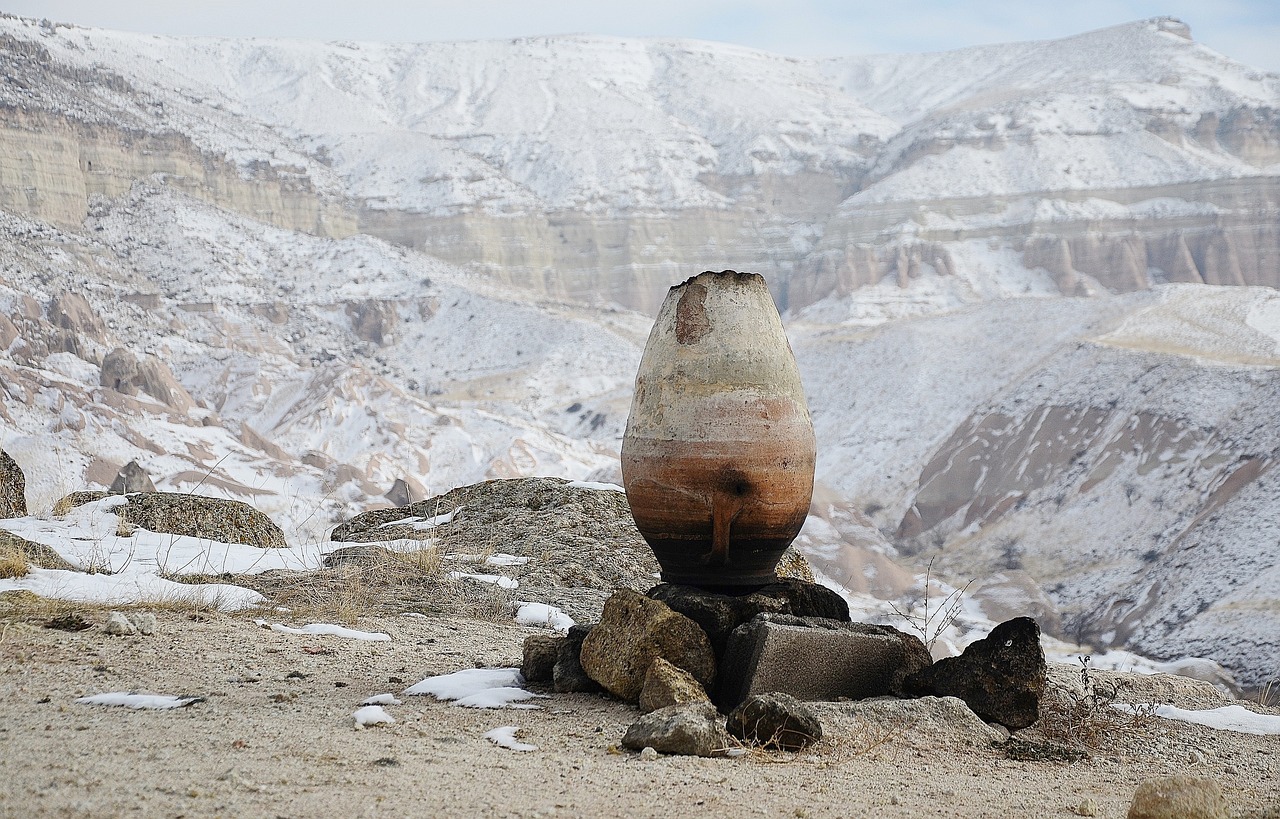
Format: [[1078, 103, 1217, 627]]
[[0, 605, 1276, 819]]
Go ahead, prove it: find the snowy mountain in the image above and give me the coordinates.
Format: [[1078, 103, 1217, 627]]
[[1, 13, 1279, 689]]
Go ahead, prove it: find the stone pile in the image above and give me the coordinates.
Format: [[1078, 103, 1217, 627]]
[[523, 576, 1050, 756]]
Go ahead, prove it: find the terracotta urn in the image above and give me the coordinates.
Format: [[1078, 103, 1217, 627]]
[[621, 270, 816, 588]]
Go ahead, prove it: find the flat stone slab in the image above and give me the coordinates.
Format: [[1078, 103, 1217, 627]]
[[716, 613, 931, 710]]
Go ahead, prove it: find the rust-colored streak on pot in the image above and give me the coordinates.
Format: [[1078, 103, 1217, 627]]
[[622, 270, 816, 588], [674, 281, 711, 345]]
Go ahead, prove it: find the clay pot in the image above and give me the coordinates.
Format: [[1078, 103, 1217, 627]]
[[621, 270, 816, 588]]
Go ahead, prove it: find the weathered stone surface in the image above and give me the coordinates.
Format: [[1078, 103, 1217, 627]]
[[99, 348, 194, 410], [104, 611, 137, 636], [621, 702, 729, 757], [0, 530, 76, 572], [810, 696, 1005, 746], [384, 478, 414, 508], [727, 692, 822, 751], [647, 578, 850, 658], [1046, 662, 1231, 710], [580, 589, 715, 702], [521, 634, 560, 684], [553, 625, 602, 694], [1127, 776, 1229, 819], [775, 547, 814, 583], [53, 491, 286, 548], [0, 449, 26, 518], [901, 616, 1046, 730], [109, 460, 156, 495], [639, 657, 711, 714], [716, 613, 932, 709]]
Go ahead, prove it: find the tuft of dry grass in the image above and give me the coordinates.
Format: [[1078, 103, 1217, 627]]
[[238, 544, 514, 625], [1036, 655, 1158, 748], [0, 540, 30, 578]]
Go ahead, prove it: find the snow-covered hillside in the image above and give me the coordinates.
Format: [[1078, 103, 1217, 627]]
[[1, 13, 1278, 689]]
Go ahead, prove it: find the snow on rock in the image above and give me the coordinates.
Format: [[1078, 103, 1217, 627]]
[[446, 571, 518, 590], [362, 693, 404, 706], [483, 726, 538, 752], [352, 705, 396, 728], [75, 693, 202, 710], [254, 620, 392, 642]]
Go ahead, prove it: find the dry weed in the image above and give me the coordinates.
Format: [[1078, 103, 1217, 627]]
[[1037, 655, 1158, 748], [0, 540, 29, 578]]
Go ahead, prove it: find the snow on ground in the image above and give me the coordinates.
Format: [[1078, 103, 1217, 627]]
[[255, 620, 392, 642], [483, 726, 538, 752], [352, 705, 395, 727], [75, 693, 202, 710], [362, 694, 403, 706], [403, 668, 543, 709], [446, 571, 519, 590], [1117, 704, 1280, 736]]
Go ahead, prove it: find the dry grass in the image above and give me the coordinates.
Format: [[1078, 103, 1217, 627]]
[[1036, 656, 1158, 749], [0, 540, 30, 578], [235, 544, 515, 625]]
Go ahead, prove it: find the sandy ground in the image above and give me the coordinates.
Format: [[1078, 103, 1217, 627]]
[[0, 609, 1277, 819]]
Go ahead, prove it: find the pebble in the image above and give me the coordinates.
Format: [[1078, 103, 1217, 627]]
[[639, 746, 659, 760], [1075, 797, 1097, 816]]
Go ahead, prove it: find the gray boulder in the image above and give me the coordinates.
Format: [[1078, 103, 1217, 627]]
[[717, 613, 932, 709], [54, 491, 286, 548], [0, 449, 26, 518], [109, 460, 157, 495], [621, 702, 729, 757], [901, 616, 1046, 730], [726, 692, 822, 751]]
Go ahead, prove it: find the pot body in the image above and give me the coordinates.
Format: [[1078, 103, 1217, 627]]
[[621, 270, 816, 588]]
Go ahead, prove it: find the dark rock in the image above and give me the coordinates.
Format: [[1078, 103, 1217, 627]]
[[553, 625, 602, 693], [0, 449, 26, 518], [726, 692, 822, 751], [639, 657, 711, 713], [716, 613, 932, 709], [901, 616, 1046, 730], [1127, 775, 1228, 819], [621, 702, 729, 757], [579, 589, 715, 702], [52, 491, 287, 549], [648, 578, 850, 657], [109, 460, 156, 495], [521, 634, 560, 684], [384, 478, 414, 508]]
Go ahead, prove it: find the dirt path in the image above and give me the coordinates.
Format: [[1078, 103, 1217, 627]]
[[1, 610, 1276, 818]]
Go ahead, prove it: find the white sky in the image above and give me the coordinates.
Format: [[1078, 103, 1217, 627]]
[[5, 1, 1280, 73]]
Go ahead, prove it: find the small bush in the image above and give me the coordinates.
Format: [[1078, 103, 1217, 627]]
[[1037, 656, 1156, 748]]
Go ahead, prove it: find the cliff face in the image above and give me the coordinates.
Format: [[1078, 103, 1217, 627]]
[[3, 15, 1278, 313]]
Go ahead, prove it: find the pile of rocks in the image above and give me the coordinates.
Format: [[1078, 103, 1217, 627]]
[[523, 580, 1049, 756]]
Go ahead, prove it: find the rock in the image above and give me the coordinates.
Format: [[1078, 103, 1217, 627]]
[[775, 547, 814, 582], [553, 625, 602, 694], [901, 616, 1046, 730], [52, 491, 109, 517], [384, 478, 415, 508], [53, 491, 286, 548], [100, 347, 141, 395], [621, 702, 729, 758], [811, 696, 1005, 746], [726, 692, 822, 751], [1046, 662, 1231, 710], [109, 460, 157, 495], [0, 530, 75, 571], [521, 634, 560, 684], [99, 347, 195, 410], [0, 449, 26, 518], [104, 611, 137, 636], [716, 613, 932, 709], [639, 657, 711, 713], [647, 578, 850, 658], [129, 612, 157, 636], [1076, 798, 1098, 817], [638, 746, 659, 760], [1127, 776, 1228, 819], [579, 589, 715, 702]]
